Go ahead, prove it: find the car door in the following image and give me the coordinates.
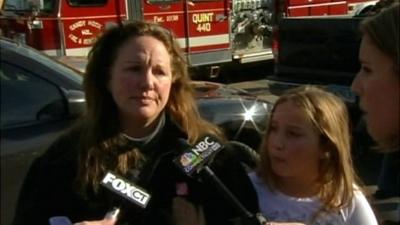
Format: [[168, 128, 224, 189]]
[[0, 60, 76, 225]]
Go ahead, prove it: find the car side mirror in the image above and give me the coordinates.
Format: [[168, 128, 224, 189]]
[[36, 99, 66, 121], [65, 90, 85, 117]]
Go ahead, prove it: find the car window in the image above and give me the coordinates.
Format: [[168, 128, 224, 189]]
[[0, 62, 67, 129], [1, 40, 83, 85], [16, 46, 83, 85]]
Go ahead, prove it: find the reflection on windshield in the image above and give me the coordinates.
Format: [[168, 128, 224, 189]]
[[3, 0, 54, 11]]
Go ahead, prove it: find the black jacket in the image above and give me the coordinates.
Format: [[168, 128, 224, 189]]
[[12, 117, 259, 225]]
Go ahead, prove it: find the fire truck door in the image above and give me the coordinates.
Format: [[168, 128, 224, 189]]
[[59, 0, 126, 56], [143, 0, 231, 66], [186, 0, 231, 65], [142, 1, 188, 52]]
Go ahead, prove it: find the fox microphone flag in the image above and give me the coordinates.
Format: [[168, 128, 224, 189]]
[[101, 171, 151, 208]]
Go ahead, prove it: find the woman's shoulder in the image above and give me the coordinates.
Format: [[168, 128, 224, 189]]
[[38, 124, 83, 165], [20, 125, 83, 191]]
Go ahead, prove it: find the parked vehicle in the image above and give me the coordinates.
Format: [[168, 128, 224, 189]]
[[272, 17, 363, 86], [275, 0, 377, 17], [0, 0, 275, 78], [0, 37, 272, 225], [193, 81, 271, 147], [1, 37, 86, 225]]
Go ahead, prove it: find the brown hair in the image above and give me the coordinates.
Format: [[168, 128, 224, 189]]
[[360, 2, 400, 149], [75, 20, 224, 192], [258, 86, 360, 215], [360, 2, 400, 74]]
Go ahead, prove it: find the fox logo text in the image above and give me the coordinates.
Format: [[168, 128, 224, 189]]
[[102, 172, 151, 208]]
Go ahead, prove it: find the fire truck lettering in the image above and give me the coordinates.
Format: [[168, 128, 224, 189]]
[[153, 16, 165, 23], [69, 20, 86, 31], [68, 34, 79, 43], [192, 13, 214, 24], [166, 15, 179, 22], [196, 23, 211, 32], [83, 38, 96, 45], [81, 29, 93, 35], [88, 20, 102, 30]]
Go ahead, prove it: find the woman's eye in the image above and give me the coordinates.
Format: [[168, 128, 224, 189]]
[[361, 65, 372, 74], [287, 131, 301, 137], [153, 68, 167, 76], [125, 66, 141, 72]]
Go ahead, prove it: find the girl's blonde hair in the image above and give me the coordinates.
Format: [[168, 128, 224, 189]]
[[258, 86, 360, 213]]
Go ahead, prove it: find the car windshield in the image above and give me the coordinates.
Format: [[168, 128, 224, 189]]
[[2, 0, 55, 12], [192, 81, 251, 98]]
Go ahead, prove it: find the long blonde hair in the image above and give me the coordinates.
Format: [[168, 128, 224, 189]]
[[258, 86, 360, 213]]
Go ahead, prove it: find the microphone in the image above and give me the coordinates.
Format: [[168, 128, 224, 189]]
[[96, 171, 150, 224], [173, 135, 268, 225], [48, 171, 146, 225], [173, 135, 223, 176]]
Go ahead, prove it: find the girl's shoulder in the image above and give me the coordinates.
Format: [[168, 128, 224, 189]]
[[339, 185, 378, 225]]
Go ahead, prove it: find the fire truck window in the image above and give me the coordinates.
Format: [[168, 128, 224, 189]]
[[68, 0, 107, 7], [0, 62, 67, 129], [42, 0, 55, 11], [148, 0, 180, 3], [2, 0, 54, 11]]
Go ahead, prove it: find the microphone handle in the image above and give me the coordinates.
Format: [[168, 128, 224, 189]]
[[49, 216, 73, 225], [200, 166, 253, 219]]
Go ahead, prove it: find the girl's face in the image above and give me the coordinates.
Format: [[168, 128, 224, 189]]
[[351, 34, 399, 147], [267, 100, 324, 182], [109, 36, 172, 128]]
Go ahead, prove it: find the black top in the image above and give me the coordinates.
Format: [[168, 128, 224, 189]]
[[12, 116, 259, 225]]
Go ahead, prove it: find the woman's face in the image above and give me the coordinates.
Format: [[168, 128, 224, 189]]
[[266, 100, 324, 182], [109, 35, 172, 127], [351, 34, 399, 147]]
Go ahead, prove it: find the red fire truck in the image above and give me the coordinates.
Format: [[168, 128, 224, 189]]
[[0, 0, 377, 75], [277, 0, 378, 17], [0, 0, 275, 77]]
